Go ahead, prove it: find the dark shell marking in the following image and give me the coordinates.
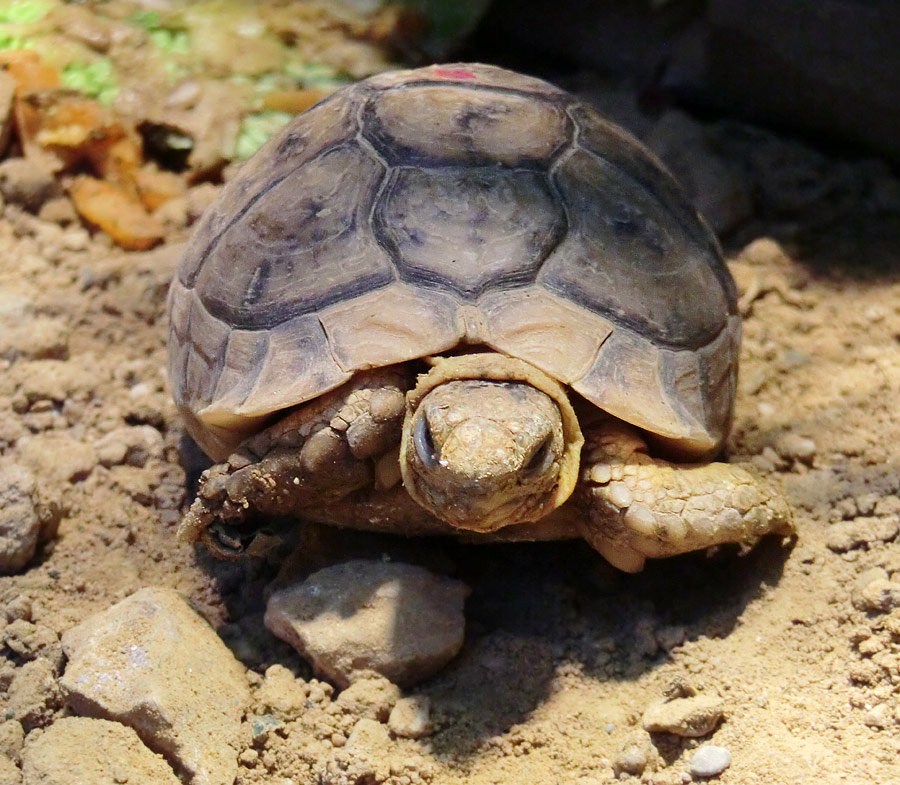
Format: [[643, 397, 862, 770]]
[[169, 63, 738, 461]]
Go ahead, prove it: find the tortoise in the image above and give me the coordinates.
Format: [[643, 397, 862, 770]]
[[169, 63, 792, 572]]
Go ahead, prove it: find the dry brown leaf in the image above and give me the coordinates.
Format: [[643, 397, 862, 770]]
[[69, 176, 164, 251]]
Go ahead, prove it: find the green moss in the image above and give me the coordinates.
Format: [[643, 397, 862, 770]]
[[0, 0, 52, 25], [284, 61, 350, 89], [61, 59, 118, 104], [235, 110, 292, 159], [0, 31, 29, 49], [149, 27, 190, 55], [127, 8, 191, 55]]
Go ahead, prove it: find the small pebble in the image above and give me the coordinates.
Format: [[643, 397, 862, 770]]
[[776, 433, 816, 463], [388, 696, 433, 739], [642, 695, 725, 737], [613, 741, 648, 776], [0, 463, 41, 573], [0, 158, 59, 212], [863, 703, 891, 729], [690, 745, 732, 778]]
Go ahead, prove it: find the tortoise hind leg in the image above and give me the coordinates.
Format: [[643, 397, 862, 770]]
[[576, 418, 794, 572], [179, 366, 411, 557]]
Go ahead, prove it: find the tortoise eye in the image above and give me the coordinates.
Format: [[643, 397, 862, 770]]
[[525, 436, 554, 475], [413, 415, 440, 468]]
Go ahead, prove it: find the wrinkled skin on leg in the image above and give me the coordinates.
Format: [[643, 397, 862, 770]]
[[573, 415, 794, 572], [179, 367, 411, 557]]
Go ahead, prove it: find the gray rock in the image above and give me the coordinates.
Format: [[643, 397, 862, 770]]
[[60, 587, 250, 785], [265, 560, 469, 687], [21, 717, 180, 785], [642, 694, 725, 737], [690, 744, 732, 778], [0, 464, 40, 573]]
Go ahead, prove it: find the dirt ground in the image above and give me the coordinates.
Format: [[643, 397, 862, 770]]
[[2, 88, 900, 785]]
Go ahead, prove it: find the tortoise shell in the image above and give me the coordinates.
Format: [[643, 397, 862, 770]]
[[168, 63, 739, 462]]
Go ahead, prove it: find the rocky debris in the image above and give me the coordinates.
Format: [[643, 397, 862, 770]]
[[94, 425, 165, 468], [10, 360, 93, 412], [21, 717, 180, 785], [775, 433, 817, 464], [335, 676, 401, 722], [3, 595, 32, 623], [612, 735, 651, 777], [19, 433, 97, 485], [6, 659, 64, 731], [0, 304, 69, 362], [827, 518, 900, 553], [690, 744, 732, 779], [253, 664, 309, 721], [646, 110, 752, 235], [60, 587, 250, 785], [2, 622, 63, 673], [861, 703, 893, 730], [851, 568, 900, 613], [265, 560, 469, 687], [37, 197, 78, 227], [0, 756, 20, 785], [388, 696, 433, 739], [641, 694, 725, 737], [0, 721, 24, 764], [0, 464, 41, 573], [0, 159, 60, 213], [320, 718, 392, 785], [248, 714, 284, 747]]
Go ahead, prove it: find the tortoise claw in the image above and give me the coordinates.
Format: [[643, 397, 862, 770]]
[[203, 522, 249, 559]]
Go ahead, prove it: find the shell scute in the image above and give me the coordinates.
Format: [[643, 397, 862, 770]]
[[195, 144, 393, 331], [376, 166, 564, 297], [178, 92, 358, 289], [362, 84, 571, 168], [543, 148, 730, 349]]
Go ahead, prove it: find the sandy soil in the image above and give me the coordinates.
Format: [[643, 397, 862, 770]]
[[1, 103, 900, 785]]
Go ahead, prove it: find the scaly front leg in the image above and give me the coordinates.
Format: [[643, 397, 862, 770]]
[[577, 418, 794, 572], [179, 367, 410, 557]]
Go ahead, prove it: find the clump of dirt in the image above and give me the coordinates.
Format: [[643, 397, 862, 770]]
[[1, 82, 900, 785]]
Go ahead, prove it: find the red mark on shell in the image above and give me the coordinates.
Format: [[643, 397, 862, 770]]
[[432, 67, 478, 80]]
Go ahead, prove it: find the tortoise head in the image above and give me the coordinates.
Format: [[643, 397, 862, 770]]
[[400, 354, 584, 532]]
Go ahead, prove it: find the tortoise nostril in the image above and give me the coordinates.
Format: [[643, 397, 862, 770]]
[[413, 415, 440, 468], [524, 435, 554, 475]]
